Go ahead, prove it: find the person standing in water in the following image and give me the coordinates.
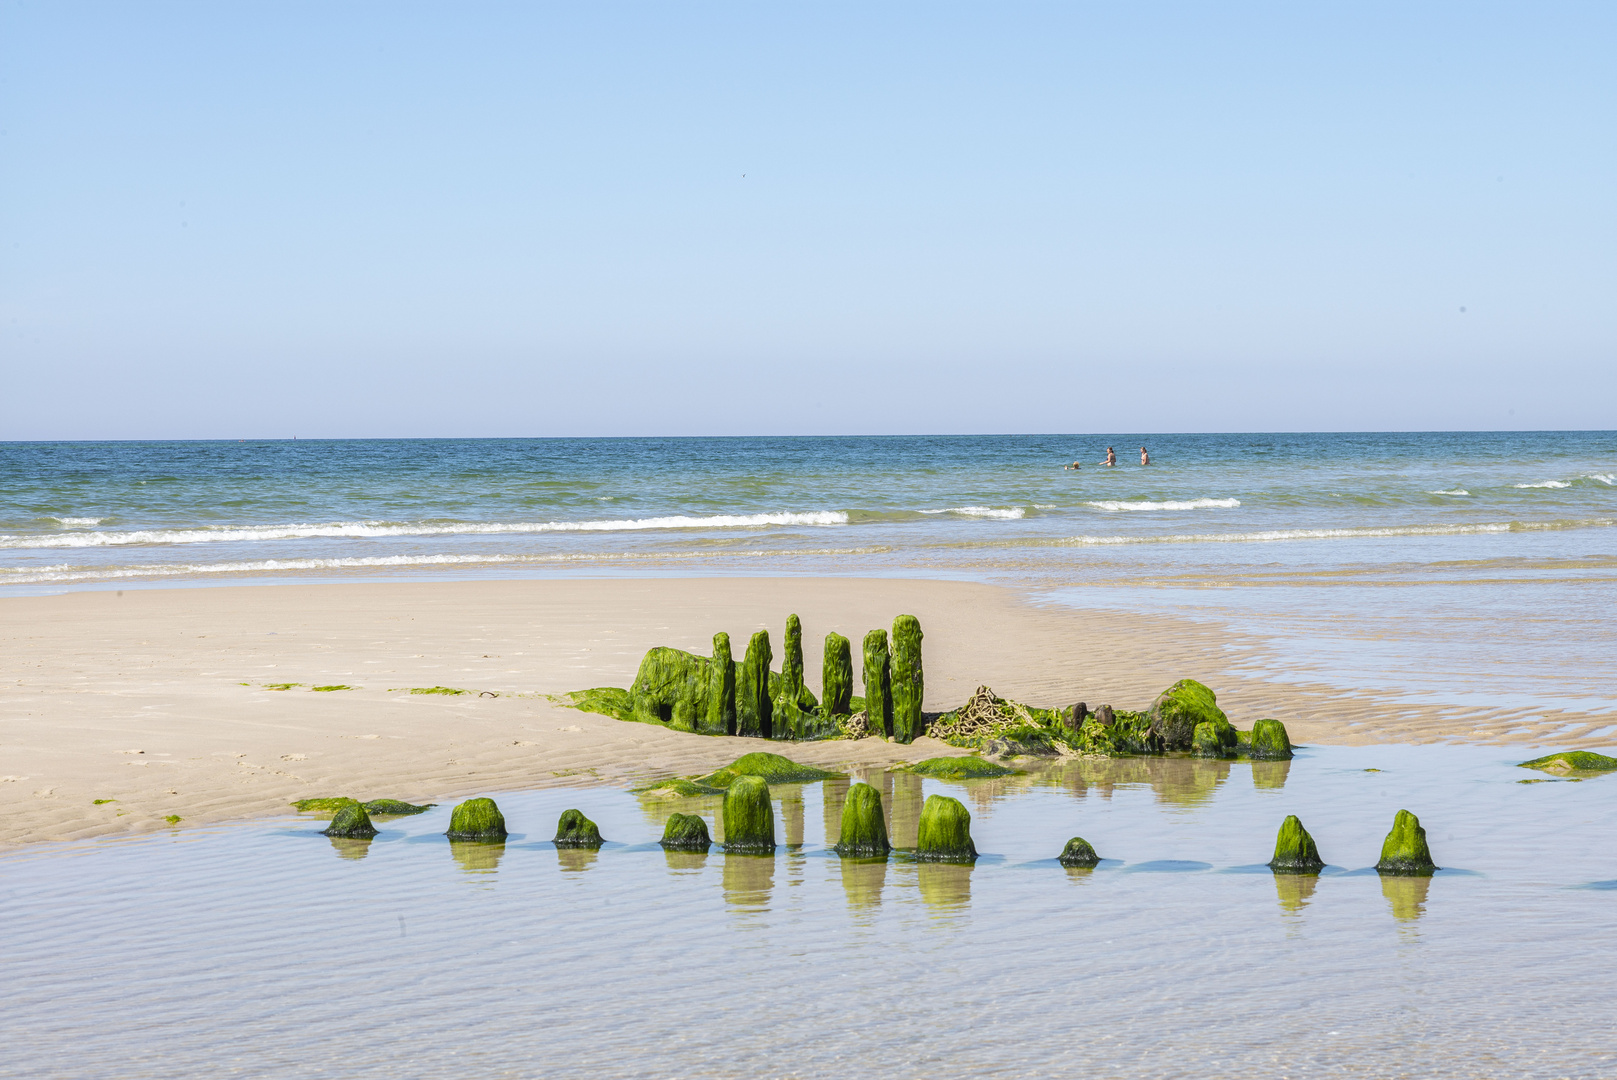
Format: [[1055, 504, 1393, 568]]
[[1140, 447, 1149, 465], [1100, 447, 1116, 467]]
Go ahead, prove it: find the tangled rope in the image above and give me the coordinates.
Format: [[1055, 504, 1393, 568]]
[[839, 710, 870, 739], [928, 685, 1036, 741]]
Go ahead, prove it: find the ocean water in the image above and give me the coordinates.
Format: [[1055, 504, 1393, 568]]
[[3, 746, 1614, 1079], [3, 432, 1615, 716]]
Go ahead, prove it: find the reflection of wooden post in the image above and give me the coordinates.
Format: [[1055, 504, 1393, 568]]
[[779, 786, 805, 848], [889, 770, 924, 850], [722, 851, 776, 909], [917, 862, 973, 910], [1250, 759, 1291, 790], [840, 857, 887, 910], [1273, 873, 1318, 913], [1380, 874, 1432, 921], [821, 775, 850, 848]]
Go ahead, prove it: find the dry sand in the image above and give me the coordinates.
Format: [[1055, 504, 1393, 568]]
[[1, 576, 1599, 848]]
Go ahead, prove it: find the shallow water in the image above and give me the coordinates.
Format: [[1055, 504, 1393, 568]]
[[4, 744, 1613, 1078]]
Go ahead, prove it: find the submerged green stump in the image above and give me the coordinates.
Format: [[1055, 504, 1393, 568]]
[[446, 797, 507, 840], [659, 812, 712, 852], [322, 799, 377, 839], [862, 629, 893, 739], [737, 630, 773, 738], [722, 775, 776, 853], [1057, 837, 1100, 868], [1149, 678, 1236, 751], [1268, 814, 1324, 873], [1376, 809, 1437, 875], [822, 632, 853, 718], [704, 632, 736, 736], [833, 782, 891, 857], [891, 615, 924, 744], [915, 794, 977, 862], [1250, 718, 1293, 760], [1192, 721, 1231, 758], [554, 808, 605, 848]]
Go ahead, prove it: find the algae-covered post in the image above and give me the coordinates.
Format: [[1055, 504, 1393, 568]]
[[862, 629, 893, 738], [781, 615, 804, 711], [322, 799, 377, 839], [833, 782, 891, 857], [1149, 679, 1235, 751], [553, 809, 605, 848], [1057, 837, 1100, 868], [631, 646, 709, 732], [722, 775, 776, 852], [1268, 815, 1324, 873], [915, 794, 977, 862], [822, 632, 853, 718], [891, 615, 924, 744], [1375, 809, 1437, 875], [704, 632, 736, 735], [737, 630, 773, 738], [446, 797, 507, 840], [1249, 718, 1293, 760], [660, 813, 712, 852]]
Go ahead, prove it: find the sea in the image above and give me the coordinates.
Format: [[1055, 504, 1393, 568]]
[[3, 431, 1615, 719]]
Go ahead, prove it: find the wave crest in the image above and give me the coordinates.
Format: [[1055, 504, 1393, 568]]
[[1086, 498, 1240, 512], [1514, 481, 1570, 489], [919, 506, 1026, 520]]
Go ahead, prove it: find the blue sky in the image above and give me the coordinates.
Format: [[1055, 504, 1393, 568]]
[[2, 2, 1613, 438]]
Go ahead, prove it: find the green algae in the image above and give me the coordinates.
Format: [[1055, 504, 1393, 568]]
[[722, 775, 776, 852], [905, 756, 1018, 780], [890, 614, 924, 744], [553, 808, 605, 848], [1268, 814, 1324, 873], [862, 629, 892, 738], [292, 797, 354, 812], [1375, 809, 1437, 876], [446, 797, 507, 840], [705, 632, 736, 735], [773, 614, 805, 739], [697, 751, 840, 788], [633, 776, 728, 797], [323, 799, 378, 839], [361, 799, 433, 816], [262, 683, 301, 691], [915, 794, 977, 862], [659, 812, 712, 851], [93, 798, 115, 805], [822, 632, 853, 717], [737, 630, 773, 738], [1191, 721, 1232, 758], [833, 782, 891, 857], [1518, 750, 1617, 774], [311, 684, 354, 692], [410, 686, 468, 696], [1070, 707, 1156, 756], [164, 815, 182, 825], [561, 686, 635, 722], [631, 646, 711, 731], [1149, 679, 1235, 751], [1057, 837, 1100, 868], [1249, 718, 1294, 760]]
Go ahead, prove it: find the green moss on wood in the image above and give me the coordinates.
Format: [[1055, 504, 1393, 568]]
[[561, 686, 635, 722], [834, 782, 891, 857], [1071, 707, 1156, 756], [862, 629, 892, 738], [915, 794, 977, 862], [631, 646, 711, 732], [323, 799, 377, 838], [906, 756, 1017, 779], [554, 808, 605, 848], [292, 797, 353, 812], [722, 775, 776, 852], [1375, 809, 1437, 876], [1268, 814, 1324, 873], [822, 632, 853, 717], [774, 614, 805, 740], [1192, 721, 1232, 758], [1518, 750, 1617, 773], [1250, 718, 1294, 760], [660, 812, 712, 851], [891, 614, 925, 744], [1058, 837, 1100, 867], [705, 632, 736, 735], [361, 799, 433, 816], [633, 776, 728, 797], [446, 796, 507, 840], [1149, 679, 1234, 751], [697, 751, 840, 788], [737, 630, 773, 738]]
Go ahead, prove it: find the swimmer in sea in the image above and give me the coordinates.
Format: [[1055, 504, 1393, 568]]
[[1140, 447, 1149, 465], [1101, 446, 1116, 467], [1064, 461, 1081, 470]]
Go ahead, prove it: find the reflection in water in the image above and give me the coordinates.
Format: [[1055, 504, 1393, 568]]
[[722, 854, 775, 909], [663, 850, 708, 874], [1251, 759, 1291, 790], [1272, 872, 1319, 913], [916, 862, 973, 912], [889, 772, 924, 850], [1025, 756, 1241, 809], [635, 793, 723, 845], [1063, 865, 1096, 885], [328, 836, 372, 861], [1152, 758, 1232, 807], [779, 788, 806, 848], [557, 847, 599, 873], [839, 857, 887, 910], [1381, 874, 1432, 921], [449, 840, 505, 874], [822, 776, 850, 847]]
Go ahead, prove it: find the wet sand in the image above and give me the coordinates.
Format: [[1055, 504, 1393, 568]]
[[1, 577, 1604, 848]]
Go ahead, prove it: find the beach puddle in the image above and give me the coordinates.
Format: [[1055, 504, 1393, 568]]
[[2, 744, 1614, 1078]]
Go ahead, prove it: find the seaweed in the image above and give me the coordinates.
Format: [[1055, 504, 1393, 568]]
[[311, 685, 354, 692], [362, 799, 433, 816], [558, 687, 636, 722], [410, 686, 469, 696], [633, 777, 728, 798], [904, 756, 1018, 780], [1518, 750, 1617, 774], [696, 751, 840, 788]]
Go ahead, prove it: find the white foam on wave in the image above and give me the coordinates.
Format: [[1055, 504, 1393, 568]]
[[1514, 481, 1570, 489], [919, 506, 1026, 520], [48, 517, 105, 527], [1587, 474, 1615, 485], [1055, 518, 1613, 546], [1429, 490, 1470, 496], [0, 511, 851, 550], [1086, 498, 1240, 512]]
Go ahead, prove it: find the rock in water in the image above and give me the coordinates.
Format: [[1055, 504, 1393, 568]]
[[1149, 679, 1236, 751], [833, 782, 891, 857], [722, 775, 776, 852], [737, 630, 773, 738], [1268, 814, 1324, 872], [554, 808, 605, 848], [1057, 837, 1100, 867], [631, 646, 711, 732], [322, 798, 377, 838], [891, 615, 925, 744], [704, 632, 736, 735], [1192, 721, 1231, 758], [915, 794, 977, 862], [446, 797, 507, 840], [1250, 718, 1293, 760], [822, 632, 853, 717], [1376, 809, 1437, 875], [862, 629, 893, 738], [660, 813, 712, 851]]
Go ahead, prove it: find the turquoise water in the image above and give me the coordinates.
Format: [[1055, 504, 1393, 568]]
[[3, 432, 1615, 715], [2, 745, 1613, 1079]]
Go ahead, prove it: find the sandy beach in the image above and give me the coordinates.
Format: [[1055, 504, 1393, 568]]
[[1, 576, 1607, 849]]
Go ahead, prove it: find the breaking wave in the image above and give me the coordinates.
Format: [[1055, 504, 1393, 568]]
[[1086, 498, 1241, 512], [1514, 481, 1570, 489], [919, 506, 1026, 520], [1053, 518, 1615, 546], [1429, 490, 1469, 496]]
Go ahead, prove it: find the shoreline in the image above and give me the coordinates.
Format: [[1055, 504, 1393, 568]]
[[1, 576, 1607, 850]]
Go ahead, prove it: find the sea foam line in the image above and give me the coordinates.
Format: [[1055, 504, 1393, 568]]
[[1514, 481, 1570, 489], [1086, 498, 1241, 512], [0, 511, 851, 550], [919, 506, 1026, 520], [1053, 518, 1613, 546]]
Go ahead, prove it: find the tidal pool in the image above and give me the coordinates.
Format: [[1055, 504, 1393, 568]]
[[3, 744, 1614, 1079]]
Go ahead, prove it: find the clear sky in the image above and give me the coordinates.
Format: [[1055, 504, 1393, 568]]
[[2, 1, 1613, 439]]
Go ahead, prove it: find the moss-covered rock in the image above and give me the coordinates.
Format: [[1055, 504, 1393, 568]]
[[631, 646, 711, 732], [322, 799, 377, 838], [554, 808, 605, 848], [1268, 814, 1324, 873], [862, 629, 892, 738], [561, 686, 635, 722], [704, 632, 736, 736], [1518, 750, 1617, 773], [1191, 721, 1232, 758], [1149, 679, 1235, 751], [659, 812, 712, 851], [737, 630, 773, 738], [697, 751, 840, 788], [446, 797, 507, 840], [833, 782, 891, 857], [362, 799, 434, 816], [906, 756, 1017, 779], [822, 632, 853, 717], [915, 794, 977, 862], [722, 775, 776, 852], [1375, 809, 1437, 875], [1057, 837, 1100, 867], [891, 614, 924, 744], [1249, 718, 1293, 760]]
